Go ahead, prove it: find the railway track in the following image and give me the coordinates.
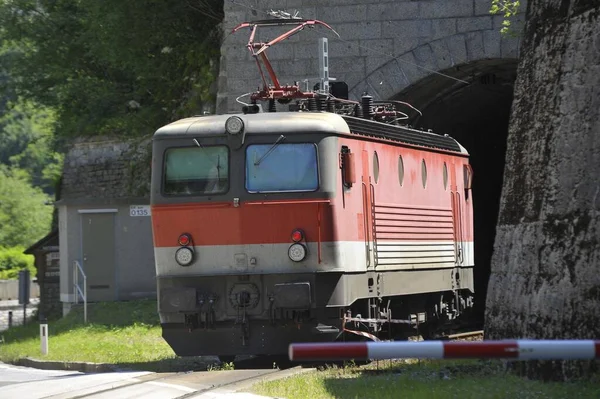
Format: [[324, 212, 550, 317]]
[[403, 328, 484, 344], [445, 329, 484, 341]]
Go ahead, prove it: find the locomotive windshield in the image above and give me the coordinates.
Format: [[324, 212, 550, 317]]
[[163, 145, 229, 195], [245, 143, 318, 193]]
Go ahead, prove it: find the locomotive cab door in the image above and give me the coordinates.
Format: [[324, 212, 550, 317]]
[[361, 150, 376, 269]]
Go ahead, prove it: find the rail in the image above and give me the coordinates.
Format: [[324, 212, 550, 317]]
[[73, 260, 87, 323], [447, 330, 484, 340]]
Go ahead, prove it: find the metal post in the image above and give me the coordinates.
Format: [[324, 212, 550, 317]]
[[74, 261, 78, 305], [318, 37, 329, 95], [40, 317, 48, 355], [8, 311, 12, 328], [19, 269, 30, 325], [73, 260, 87, 324], [84, 274, 87, 323]]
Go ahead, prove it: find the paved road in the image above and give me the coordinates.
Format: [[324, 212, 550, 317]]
[[0, 362, 294, 398], [0, 298, 40, 332]]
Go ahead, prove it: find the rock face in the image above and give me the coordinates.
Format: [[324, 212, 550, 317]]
[[485, 0, 600, 380]]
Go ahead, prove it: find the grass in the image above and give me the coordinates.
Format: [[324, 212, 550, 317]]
[[251, 359, 600, 399], [0, 299, 214, 372]]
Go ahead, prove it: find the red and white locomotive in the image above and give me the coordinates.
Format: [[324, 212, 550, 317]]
[[150, 19, 475, 361]]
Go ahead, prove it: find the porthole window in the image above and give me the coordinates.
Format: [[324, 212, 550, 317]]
[[398, 155, 404, 186], [373, 151, 380, 183], [443, 162, 448, 190], [421, 159, 427, 188]]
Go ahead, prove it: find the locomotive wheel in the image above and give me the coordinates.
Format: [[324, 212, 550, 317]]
[[218, 355, 236, 364]]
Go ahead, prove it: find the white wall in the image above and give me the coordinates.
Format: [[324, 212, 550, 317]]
[[0, 280, 40, 301]]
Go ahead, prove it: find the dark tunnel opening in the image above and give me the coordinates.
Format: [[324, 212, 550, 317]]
[[392, 59, 518, 321]]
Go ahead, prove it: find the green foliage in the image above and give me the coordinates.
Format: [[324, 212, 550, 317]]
[[0, 246, 35, 279], [490, 0, 521, 35], [208, 361, 236, 371], [0, 98, 63, 195], [0, 0, 224, 139], [252, 359, 600, 399], [0, 2, 223, 278], [0, 299, 216, 372], [0, 166, 53, 248]]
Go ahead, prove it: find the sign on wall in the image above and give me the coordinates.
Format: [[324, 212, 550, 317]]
[[130, 205, 151, 217]]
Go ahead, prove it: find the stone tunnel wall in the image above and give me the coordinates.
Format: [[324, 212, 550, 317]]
[[217, 0, 523, 113], [485, 0, 600, 380]]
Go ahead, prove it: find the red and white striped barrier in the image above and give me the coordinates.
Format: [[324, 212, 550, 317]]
[[289, 340, 600, 362]]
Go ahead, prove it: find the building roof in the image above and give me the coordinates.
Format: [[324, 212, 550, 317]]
[[57, 136, 152, 203], [24, 229, 59, 255]]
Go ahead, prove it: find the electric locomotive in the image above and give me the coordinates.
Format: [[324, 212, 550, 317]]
[[150, 19, 475, 361]]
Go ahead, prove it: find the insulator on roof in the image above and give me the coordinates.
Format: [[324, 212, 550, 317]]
[[354, 104, 363, 118], [326, 99, 335, 113], [361, 94, 373, 119]]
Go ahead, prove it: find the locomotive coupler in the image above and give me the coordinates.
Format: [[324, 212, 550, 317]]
[[235, 292, 251, 346], [268, 294, 275, 325], [197, 295, 206, 329], [207, 296, 216, 329], [184, 313, 199, 333]]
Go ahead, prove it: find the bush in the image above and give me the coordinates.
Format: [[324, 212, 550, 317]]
[[0, 246, 36, 280]]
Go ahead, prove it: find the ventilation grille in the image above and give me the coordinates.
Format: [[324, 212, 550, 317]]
[[374, 203, 456, 267]]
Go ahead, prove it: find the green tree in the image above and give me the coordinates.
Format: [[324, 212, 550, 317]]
[[0, 246, 35, 279], [0, 165, 53, 248], [490, 0, 521, 34], [0, 0, 223, 139], [0, 99, 63, 195]]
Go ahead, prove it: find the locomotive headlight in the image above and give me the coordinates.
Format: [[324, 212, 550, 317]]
[[225, 116, 244, 135], [288, 243, 307, 262], [175, 247, 194, 266]]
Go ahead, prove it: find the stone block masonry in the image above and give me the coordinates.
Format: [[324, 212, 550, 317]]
[[60, 137, 152, 201], [216, 0, 525, 113]]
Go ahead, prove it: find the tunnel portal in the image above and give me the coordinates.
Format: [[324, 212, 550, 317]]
[[393, 59, 518, 320]]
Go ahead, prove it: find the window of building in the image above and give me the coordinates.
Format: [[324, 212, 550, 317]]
[[421, 159, 427, 188]]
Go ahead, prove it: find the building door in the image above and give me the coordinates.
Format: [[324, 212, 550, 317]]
[[80, 211, 117, 302]]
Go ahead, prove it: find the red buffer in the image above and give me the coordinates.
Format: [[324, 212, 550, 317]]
[[289, 340, 600, 361]]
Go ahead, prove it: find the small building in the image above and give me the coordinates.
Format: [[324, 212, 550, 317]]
[[54, 136, 156, 316], [24, 229, 61, 319]]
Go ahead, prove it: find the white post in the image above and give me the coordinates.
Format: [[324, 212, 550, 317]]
[[40, 320, 48, 355]]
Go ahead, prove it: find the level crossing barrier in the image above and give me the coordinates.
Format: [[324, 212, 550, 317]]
[[289, 340, 600, 362]]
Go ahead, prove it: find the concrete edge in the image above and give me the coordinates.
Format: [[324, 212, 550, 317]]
[[10, 357, 122, 373], [5, 358, 317, 383]]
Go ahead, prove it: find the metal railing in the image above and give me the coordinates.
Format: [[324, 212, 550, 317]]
[[73, 260, 87, 323]]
